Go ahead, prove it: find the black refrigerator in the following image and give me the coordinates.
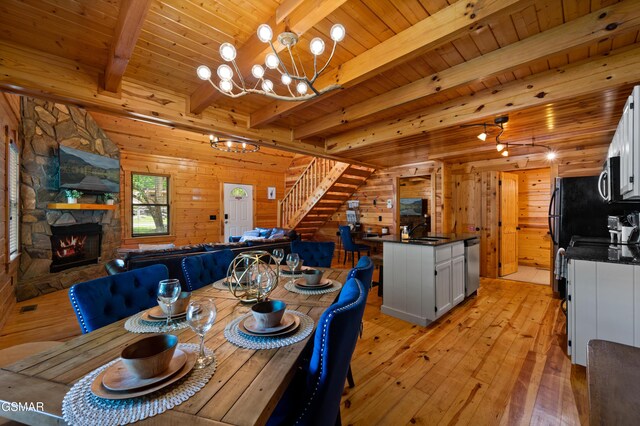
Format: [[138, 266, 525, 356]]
[[549, 176, 640, 298]]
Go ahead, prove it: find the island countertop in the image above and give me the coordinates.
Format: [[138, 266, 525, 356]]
[[364, 233, 478, 246]]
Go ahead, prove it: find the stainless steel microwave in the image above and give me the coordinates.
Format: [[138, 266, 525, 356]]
[[598, 156, 621, 202]]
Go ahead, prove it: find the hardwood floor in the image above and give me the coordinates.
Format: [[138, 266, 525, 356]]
[[0, 277, 587, 425]]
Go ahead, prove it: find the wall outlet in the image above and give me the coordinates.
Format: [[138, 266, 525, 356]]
[[210, 215, 216, 220], [378, 216, 382, 222], [386, 199, 393, 208]]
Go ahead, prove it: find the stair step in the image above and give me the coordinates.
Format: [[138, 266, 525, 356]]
[[344, 167, 374, 178], [336, 177, 366, 186], [321, 194, 350, 200]]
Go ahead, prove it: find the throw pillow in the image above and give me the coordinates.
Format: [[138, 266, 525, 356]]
[[256, 227, 272, 238], [239, 229, 260, 242]]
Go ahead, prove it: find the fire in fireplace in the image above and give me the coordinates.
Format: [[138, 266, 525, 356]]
[[50, 223, 102, 272]]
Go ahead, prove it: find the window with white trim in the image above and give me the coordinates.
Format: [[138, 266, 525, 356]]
[[8, 140, 19, 256]]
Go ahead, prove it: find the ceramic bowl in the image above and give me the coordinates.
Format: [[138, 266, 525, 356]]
[[251, 300, 286, 329], [159, 291, 191, 315], [121, 334, 178, 378], [302, 269, 324, 286]]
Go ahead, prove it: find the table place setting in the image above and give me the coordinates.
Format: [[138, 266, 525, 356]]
[[63, 299, 218, 425], [126, 280, 192, 333], [224, 300, 314, 350], [284, 268, 343, 295]]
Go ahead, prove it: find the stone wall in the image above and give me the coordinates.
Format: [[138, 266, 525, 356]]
[[18, 98, 121, 300]]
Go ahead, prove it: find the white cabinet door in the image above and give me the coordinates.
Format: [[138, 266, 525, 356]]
[[451, 256, 465, 307], [435, 261, 452, 318], [570, 260, 636, 366]]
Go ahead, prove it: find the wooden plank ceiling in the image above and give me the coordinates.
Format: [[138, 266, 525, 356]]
[[0, 0, 639, 169]]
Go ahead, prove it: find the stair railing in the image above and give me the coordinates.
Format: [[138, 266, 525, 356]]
[[279, 158, 336, 227]]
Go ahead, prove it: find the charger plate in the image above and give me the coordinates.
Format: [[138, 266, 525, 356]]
[[294, 278, 333, 289], [243, 312, 297, 334], [91, 351, 196, 400], [224, 310, 314, 350], [102, 349, 187, 392], [240, 315, 300, 337], [147, 306, 188, 320]]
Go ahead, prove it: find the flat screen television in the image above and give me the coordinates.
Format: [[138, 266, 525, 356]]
[[59, 145, 120, 193], [399, 198, 425, 216]]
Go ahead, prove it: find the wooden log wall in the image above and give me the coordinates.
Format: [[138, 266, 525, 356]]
[[119, 152, 286, 247], [315, 161, 447, 245], [0, 93, 20, 329], [512, 168, 552, 269]]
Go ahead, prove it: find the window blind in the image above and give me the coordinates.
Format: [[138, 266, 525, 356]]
[[9, 141, 19, 255]]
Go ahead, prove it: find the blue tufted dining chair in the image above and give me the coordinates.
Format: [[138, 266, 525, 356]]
[[181, 249, 235, 291], [268, 277, 367, 426], [338, 225, 371, 268], [69, 264, 168, 334], [290, 240, 335, 267]]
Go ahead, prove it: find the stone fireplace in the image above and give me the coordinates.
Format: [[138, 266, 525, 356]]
[[18, 98, 121, 300], [50, 223, 102, 272]]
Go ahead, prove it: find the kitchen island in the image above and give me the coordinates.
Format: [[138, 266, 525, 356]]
[[366, 234, 478, 326]]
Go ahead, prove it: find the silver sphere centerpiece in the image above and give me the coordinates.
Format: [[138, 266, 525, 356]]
[[226, 250, 279, 303]]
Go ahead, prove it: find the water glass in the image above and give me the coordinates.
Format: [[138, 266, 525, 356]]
[[186, 299, 217, 369], [158, 279, 181, 331], [286, 253, 300, 284]]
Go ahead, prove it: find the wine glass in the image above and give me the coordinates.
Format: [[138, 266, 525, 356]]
[[286, 253, 300, 285], [272, 248, 284, 266], [157, 279, 181, 331], [186, 299, 217, 369], [255, 268, 274, 302]]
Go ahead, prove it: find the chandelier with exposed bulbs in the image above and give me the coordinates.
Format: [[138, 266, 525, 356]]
[[209, 135, 260, 153], [196, 23, 346, 101]]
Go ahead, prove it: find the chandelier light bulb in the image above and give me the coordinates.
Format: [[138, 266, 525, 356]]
[[261, 79, 274, 92], [296, 81, 308, 95], [330, 24, 346, 42], [226, 141, 232, 148], [251, 64, 265, 79], [477, 132, 487, 141], [196, 65, 212, 80], [546, 151, 557, 160], [502, 149, 509, 157], [242, 142, 247, 149], [496, 143, 505, 152], [265, 53, 279, 69], [219, 43, 237, 61], [257, 24, 273, 43], [217, 64, 233, 80], [310, 37, 325, 55], [281, 74, 292, 85], [219, 79, 233, 93]]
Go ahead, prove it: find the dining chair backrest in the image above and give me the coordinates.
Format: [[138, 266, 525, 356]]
[[182, 249, 235, 291], [339, 225, 358, 251], [69, 264, 168, 334], [295, 277, 367, 425], [348, 256, 374, 292], [290, 240, 335, 267]]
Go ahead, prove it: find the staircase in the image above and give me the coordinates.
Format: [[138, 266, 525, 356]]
[[279, 158, 375, 240]]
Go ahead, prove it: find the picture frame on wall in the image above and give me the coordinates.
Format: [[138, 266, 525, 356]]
[[267, 187, 276, 199]]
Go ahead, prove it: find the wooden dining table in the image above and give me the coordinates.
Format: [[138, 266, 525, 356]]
[[0, 267, 350, 425]]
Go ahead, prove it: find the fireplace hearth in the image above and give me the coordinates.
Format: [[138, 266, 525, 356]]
[[50, 223, 103, 272]]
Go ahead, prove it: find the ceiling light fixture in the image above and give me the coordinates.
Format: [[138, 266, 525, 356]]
[[209, 135, 260, 153], [196, 23, 346, 101], [462, 116, 556, 159]]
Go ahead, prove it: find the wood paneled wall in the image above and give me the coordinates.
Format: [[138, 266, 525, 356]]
[[315, 161, 447, 243], [0, 93, 20, 329], [119, 152, 286, 247], [513, 168, 552, 269]]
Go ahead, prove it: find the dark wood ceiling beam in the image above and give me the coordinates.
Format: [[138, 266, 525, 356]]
[[249, 0, 535, 128], [293, 0, 640, 139], [103, 0, 152, 93], [325, 44, 640, 154], [188, 0, 347, 114]]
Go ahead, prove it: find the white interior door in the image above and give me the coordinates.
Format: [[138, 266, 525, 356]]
[[224, 183, 254, 241]]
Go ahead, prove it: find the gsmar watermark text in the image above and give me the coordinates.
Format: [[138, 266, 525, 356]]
[[1, 402, 44, 412]]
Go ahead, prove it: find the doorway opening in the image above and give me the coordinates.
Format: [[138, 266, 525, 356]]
[[500, 168, 552, 285], [397, 175, 433, 235], [223, 183, 254, 242]]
